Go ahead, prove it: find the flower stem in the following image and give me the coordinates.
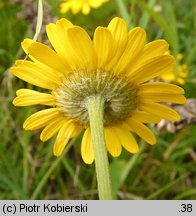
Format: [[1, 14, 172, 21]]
[[86, 95, 112, 200]]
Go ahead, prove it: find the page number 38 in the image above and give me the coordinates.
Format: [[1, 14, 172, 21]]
[[179, 204, 192, 212]]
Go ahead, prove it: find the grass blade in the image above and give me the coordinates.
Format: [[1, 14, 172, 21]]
[[33, 0, 43, 41]]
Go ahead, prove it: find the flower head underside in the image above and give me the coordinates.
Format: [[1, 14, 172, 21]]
[[11, 17, 186, 164]]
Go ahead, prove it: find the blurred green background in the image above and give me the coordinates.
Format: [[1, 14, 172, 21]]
[[0, 0, 195, 199]]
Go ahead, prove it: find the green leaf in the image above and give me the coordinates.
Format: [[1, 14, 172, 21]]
[[164, 0, 179, 56], [0, 173, 28, 199], [146, 173, 188, 199], [139, 0, 178, 54], [174, 189, 196, 199], [115, 0, 133, 28], [110, 159, 127, 199], [139, 0, 156, 29]]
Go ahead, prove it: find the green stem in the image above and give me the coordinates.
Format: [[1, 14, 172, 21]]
[[86, 95, 112, 200]]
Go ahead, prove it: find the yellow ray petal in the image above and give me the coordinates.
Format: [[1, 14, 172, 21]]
[[104, 127, 122, 157], [138, 82, 185, 94], [128, 55, 175, 84], [140, 102, 181, 122], [53, 121, 78, 156], [93, 27, 113, 68], [67, 26, 97, 70], [47, 19, 79, 71], [27, 41, 68, 74], [114, 27, 146, 74], [53, 125, 70, 157], [23, 108, 61, 130], [114, 126, 139, 153], [21, 38, 34, 54], [132, 40, 169, 71], [60, 2, 72, 13], [106, 17, 127, 71], [127, 118, 156, 145], [107, 17, 127, 52], [90, 0, 108, 7], [131, 111, 161, 123], [71, 125, 83, 137], [55, 18, 73, 33], [82, 3, 90, 14], [13, 89, 54, 106], [46, 19, 72, 58], [40, 115, 66, 142], [142, 39, 169, 58], [54, 20, 82, 70], [21, 39, 68, 73], [177, 77, 186, 85], [139, 94, 186, 104], [81, 128, 94, 164], [10, 60, 60, 89], [46, 23, 61, 51], [71, 1, 82, 14]]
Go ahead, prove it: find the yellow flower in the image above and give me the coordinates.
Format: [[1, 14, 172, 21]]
[[161, 52, 188, 85], [11, 17, 186, 164], [60, 0, 109, 15]]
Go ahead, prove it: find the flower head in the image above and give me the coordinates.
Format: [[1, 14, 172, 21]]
[[60, 0, 109, 15], [160, 53, 188, 85], [11, 17, 186, 164]]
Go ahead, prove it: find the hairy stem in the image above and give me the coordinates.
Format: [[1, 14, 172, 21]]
[[86, 95, 112, 200]]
